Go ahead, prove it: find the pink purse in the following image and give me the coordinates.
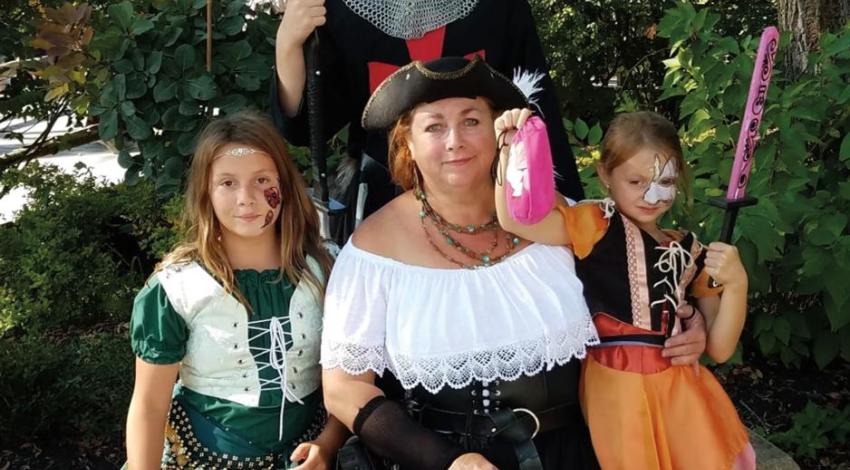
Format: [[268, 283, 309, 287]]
[[504, 116, 556, 224]]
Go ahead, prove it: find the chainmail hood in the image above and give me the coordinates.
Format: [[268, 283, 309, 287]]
[[342, 0, 480, 39]]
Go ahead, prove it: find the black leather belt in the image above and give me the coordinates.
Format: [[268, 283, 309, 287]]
[[415, 403, 580, 438], [410, 404, 581, 470]]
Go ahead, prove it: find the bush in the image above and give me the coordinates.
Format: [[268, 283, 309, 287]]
[[562, 2, 850, 369], [655, 3, 850, 368], [86, 0, 280, 195], [0, 329, 133, 446], [0, 162, 178, 334], [529, 0, 776, 124]]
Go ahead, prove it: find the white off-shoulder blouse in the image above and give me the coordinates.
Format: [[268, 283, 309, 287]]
[[321, 242, 599, 393]]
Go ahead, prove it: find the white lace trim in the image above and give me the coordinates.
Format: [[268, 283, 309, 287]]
[[322, 319, 598, 394]]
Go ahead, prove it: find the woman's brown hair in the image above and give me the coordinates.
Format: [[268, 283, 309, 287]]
[[600, 111, 690, 197], [158, 109, 333, 305]]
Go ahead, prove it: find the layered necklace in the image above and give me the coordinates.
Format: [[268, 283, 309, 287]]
[[416, 189, 521, 269]]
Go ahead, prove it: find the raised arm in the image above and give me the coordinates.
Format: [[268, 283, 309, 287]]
[[696, 242, 749, 362], [275, 0, 327, 117], [494, 108, 571, 245]]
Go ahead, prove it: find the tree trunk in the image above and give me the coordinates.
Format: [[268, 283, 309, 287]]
[[778, 0, 850, 78]]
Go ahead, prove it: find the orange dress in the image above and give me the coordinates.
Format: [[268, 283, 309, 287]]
[[556, 202, 755, 470]]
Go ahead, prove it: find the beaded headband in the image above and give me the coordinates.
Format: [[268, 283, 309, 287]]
[[219, 147, 259, 158]]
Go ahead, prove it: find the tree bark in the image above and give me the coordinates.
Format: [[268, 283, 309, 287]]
[[778, 0, 850, 78]]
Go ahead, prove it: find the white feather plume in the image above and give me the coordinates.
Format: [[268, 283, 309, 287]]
[[512, 67, 546, 117]]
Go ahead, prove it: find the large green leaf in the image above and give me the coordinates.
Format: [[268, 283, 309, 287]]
[[119, 101, 136, 117], [824, 293, 850, 331], [574, 118, 589, 140], [130, 17, 155, 36], [99, 109, 118, 141], [175, 44, 196, 72], [147, 51, 163, 75], [107, 2, 134, 32], [176, 131, 197, 156], [813, 330, 840, 369], [113, 74, 127, 102], [215, 40, 252, 64], [184, 74, 218, 101], [153, 78, 177, 103], [163, 156, 185, 179], [125, 114, 152, 140], [126, 73, 148, 100], [218, 16, 245, 36], [773, 316, 792, 346], [840, 134, 850, 163], [117, 149, 134, 168], [178, 99, 199, 116]]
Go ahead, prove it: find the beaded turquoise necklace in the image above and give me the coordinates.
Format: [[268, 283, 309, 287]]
[[416, 190, 521, 269]]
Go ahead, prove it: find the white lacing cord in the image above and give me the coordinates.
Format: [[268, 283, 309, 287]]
[[247, 317, 304, 441], [651, 241, 695, 313], [581, 197, 616, 219]]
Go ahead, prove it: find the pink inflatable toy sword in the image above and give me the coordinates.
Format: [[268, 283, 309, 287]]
[[709, 26, 779, 243]]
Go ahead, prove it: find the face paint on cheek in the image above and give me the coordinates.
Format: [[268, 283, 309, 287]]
[[643, 154, 678, 204], [264, 187, 281, 209], [261, 210, 274, 228]]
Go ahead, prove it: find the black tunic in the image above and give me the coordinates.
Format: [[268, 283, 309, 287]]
[[271, 0, 584, 217]]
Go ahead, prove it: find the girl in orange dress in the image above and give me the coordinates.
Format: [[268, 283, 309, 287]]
[[494, 110, 757, 470]]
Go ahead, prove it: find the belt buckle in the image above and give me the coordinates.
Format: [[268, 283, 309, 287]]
[[512, 407, 540, 439]]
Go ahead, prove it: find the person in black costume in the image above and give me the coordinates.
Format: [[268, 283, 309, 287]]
[[272, 0, 584, 236], [318, 56, 710, 470]]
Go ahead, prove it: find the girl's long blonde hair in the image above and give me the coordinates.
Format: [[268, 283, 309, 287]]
[[159, 110, 332, 305]]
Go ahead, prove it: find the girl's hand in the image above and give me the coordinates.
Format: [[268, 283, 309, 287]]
[[290, 441, 332, 470], [276, 0, 326, 51], [494, 108, 534, 151], [449, 453, 499, 470], [704, 242, 748, 289]]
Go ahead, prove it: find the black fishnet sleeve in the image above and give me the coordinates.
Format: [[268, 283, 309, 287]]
[[353, 396, 465, 470]]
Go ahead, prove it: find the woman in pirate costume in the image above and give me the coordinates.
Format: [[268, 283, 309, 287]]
[[272, 0, 584, 225], [125, 111, 347, 469], [319, 57, 709, 470]]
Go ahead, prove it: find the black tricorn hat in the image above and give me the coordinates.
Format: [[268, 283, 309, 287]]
[[361, 56, 529, 131]]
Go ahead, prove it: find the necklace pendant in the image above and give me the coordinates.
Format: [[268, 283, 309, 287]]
[[482, 255, 491, 265], [445, 236, 454, 246], [466, 224, 475, 233]]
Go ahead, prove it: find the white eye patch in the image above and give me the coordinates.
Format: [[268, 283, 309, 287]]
[[643, 154, 678, 204]]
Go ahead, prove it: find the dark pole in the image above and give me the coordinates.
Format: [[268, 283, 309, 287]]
[[303, 30, 330, 238]]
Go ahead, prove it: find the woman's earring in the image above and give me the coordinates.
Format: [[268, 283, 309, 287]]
[[413, 165, 425, 199]]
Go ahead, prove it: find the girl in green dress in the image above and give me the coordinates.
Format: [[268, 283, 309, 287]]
[[125, 110, 347, 469]]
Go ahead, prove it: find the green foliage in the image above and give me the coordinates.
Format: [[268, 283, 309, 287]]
[[87, 0, 279, 195], [769, 401, 850, 460], [656, 2, 850, 368], [529, 0, 776, 124], [0, 162, 178, 334], [0, 329, 133, 446]]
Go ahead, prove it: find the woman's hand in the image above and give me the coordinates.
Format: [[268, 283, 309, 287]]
[[276, 0, 327, 52], [703, 242, 748, 289], [494, 108, 534, 151], [449, 453, 499, 470], [662, 304, 707, 367], [290, 441, 333, 470]]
